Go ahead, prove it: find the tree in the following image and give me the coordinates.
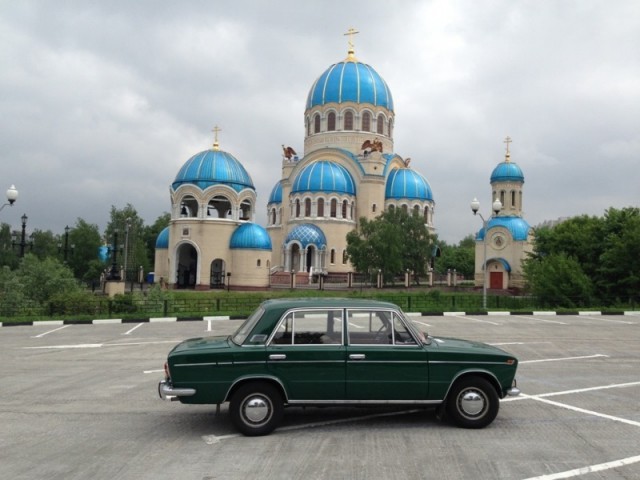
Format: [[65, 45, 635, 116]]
[[106, 204, 149, 282], [30, 229, 58, 260], [0, 223, 19, 269], [67, 219, 104, 284], [142, 212, 170, 267], [14, 254, 81, 305], [346, 209, 433, 284], [435, 235, 475, 278]]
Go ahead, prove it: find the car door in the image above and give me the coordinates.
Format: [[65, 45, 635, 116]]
[[345, 309, 428, 400], [266, 308, 346, 400]]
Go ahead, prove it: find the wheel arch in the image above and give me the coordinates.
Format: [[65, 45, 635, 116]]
[[443, 369, 503, 401], [224, 375, 289, 403]]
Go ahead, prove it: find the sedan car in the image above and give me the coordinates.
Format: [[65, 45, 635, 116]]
[[159, 298, 520, 436]]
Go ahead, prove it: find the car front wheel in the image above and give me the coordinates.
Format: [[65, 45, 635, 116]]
[[446, 377, 499, 429], [229, 382, 284, 436]]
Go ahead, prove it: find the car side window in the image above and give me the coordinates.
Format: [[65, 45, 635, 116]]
[[393, 313, 417, 345], [270, 310, 343, 345], [347, 310, 392, 344]]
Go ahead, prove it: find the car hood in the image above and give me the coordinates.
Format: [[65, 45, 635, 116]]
[[170, 335, 230, 354], [430, 336, 512, 356]]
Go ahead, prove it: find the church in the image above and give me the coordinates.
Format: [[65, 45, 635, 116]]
[[154, 34, 435, 290], [153, 33, 532, 291]]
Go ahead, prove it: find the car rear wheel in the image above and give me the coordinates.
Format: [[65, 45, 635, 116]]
[[446, 377, 499, 429], [229, 382, 283, 436]]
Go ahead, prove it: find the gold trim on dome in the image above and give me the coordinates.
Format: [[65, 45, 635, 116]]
[[504, 136, 512, 162], [212, 125, 222, 151]]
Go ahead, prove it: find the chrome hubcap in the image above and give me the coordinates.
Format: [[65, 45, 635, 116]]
[[460, 390, 485, 417], [244, 396, 270, 424]]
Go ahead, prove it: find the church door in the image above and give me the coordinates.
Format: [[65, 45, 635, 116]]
[[490, 272, 503, 290], [210, 259, 225, 288]]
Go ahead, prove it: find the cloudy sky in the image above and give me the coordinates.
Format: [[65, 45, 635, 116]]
[[1, 0, 638, 244]]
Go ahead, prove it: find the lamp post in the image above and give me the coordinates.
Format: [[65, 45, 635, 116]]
[[107, 230, 121, 281], [12, 213, 34, 257], [470, 198, 502, 309], [123, 219, 131, 282], [1, 185, 18, 212], [60, 225, 75, 263]]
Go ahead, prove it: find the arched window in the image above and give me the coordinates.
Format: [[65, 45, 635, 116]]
[[402, 204, 408, 214], [330, 249, 336, 264], [342, 250, 348, 264], [372, 203, 377, 213], [362, 112, 371, 132], [511, 190, 516, 209], [304, 198, 311, 217], [327, 112, 336, 131], [330, 199, 337, 218], [317, 198, 324, 217], [295, 199, 301, 217], [344, 111, 353, 130], [342, 200, 348, 218], [257, 259, 261, 267], [314, 114, 321, 133], [424, 206, 429, 223], [388, 204, 395, 212], [271, 208, 277, 225], [377, 114, 384, 134], [500, 190, 506, 206]]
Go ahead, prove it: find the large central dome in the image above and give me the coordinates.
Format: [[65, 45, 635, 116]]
[[306, 59, 394, 111]]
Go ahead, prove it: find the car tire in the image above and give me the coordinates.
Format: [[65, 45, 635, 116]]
[[229, 382, 284, 436], [446, 376, 499, 429]]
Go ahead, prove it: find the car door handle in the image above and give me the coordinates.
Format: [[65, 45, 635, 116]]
[[349, 354, 366, 360], [269, 354, 286, 360]]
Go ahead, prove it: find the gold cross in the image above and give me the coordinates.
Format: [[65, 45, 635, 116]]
[[344, 27, 359, 59], [212, 125, 221, 150], [504, 136, 512, 155]]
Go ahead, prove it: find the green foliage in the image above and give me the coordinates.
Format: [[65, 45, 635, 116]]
[[435, 235, 475, 278], [0, 223, 19, 269], [67, 219, 104, 281], [143, 213, 170, 267], [15, 254, 82, 304], [346, 209, 434, 284]]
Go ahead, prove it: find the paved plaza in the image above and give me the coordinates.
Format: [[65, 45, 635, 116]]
[[1, 313, 639, 479]]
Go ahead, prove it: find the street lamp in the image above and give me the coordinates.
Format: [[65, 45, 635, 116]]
[[470, 197, 502, 309], [59, 225, 75, 263], [107, 230, 121, 281], [123, 219, 131, 282], [1, 185, 18, 212], [12, 213, 33, 257]]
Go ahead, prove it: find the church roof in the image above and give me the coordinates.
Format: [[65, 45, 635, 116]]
[[490, 161, 524, 183], [230, 223, 272, 250], [291, 160, 356, 195], [155, 226, 169, 249], [172, 149, 254, 193], [285, 224, 327, 249], [268, 181, 282, 204], [306, 59, 394, 111], [385, 168, 434, 201], [476, 216, 532, 241]]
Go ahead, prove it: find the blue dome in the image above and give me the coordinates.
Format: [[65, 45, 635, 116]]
[[172, 149, 254, 192], [490, 161, 524, 183], [268, 181, 283, 204], [292, 161, 356, 195], [285, 224, 327, 249], [230, 223, 272, 250], [306, 60, 394, 111], [155, 227, 169, 249], [476, 216, 532, 241], [385, 168, 434, 201]]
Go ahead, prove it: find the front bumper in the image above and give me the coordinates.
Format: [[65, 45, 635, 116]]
[[506, 379, 521, 397], [158, 380, 196, 401]]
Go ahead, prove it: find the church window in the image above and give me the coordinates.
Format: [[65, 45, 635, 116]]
[[271, 208, 276, 225], [208, 195, 231, 219], [314, 114, 321, 134], [328, 112, 336, 131], [424, 206, 429, 223], [330, 199, 337, 218], [362, 112, 371, 132], [414, 205, 420, 216], [342, 200, 348, 218], [372, 203, 377, 213], [317, 198, 324, 217], [240, 199, 252, 221], [500, 191, 506, 206], [377, 114, 384, 134], [511, 190, 516, 209], [402, 204, 408, 214], [304, 198, 311, 217], [295, 199, 301, 217], [330, 249, 336, 264], [342, 250, 348, 264], [388, 204, 395, 212], [344, 111, 354, 130], [257, 259, 261, 267]]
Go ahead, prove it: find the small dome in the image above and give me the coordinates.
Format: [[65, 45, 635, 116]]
[[285, 224, 327, 249], [385, 168, 434, 201], [491, 161, 524, 183], [230, 223, 272, 250], [268, 181, 283, 204], [292, 161, 356, 195], [476, 216, 532, 241], [306, 60, 394, 111], [155, 227, 170, 249], [172, 149, 254, 192]]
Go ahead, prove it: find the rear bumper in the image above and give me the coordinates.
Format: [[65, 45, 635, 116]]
[[158, 380, 196, 401]]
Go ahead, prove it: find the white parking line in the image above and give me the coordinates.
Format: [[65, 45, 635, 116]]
[[489, 342, 551, 346], [454, 315, 500, 325], [578, 315, 635, 325], [413, 320, 432, 328], [123, 323, 144, 335], [504, 381, 640, 402], [30, 325, 71, 338], [512, 315, 567, 325], [522, 454, 640, 480], [520, 354, 608, 364]]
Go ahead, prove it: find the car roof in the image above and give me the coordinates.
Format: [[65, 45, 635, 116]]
[[260, 297, 399, 310]]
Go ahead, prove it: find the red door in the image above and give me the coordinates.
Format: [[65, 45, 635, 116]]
[[490, 272, 503, 289]]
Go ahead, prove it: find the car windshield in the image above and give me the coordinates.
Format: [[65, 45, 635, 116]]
[[231, 307, 264, 345]]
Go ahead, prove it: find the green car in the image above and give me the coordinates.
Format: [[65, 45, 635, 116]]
[[159, 298, 520, 436]]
